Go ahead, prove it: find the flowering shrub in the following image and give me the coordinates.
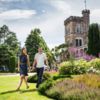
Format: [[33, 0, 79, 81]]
[[38, 73, 100, 100], [46, 79, 100, 100], [83, 54, 95, 61], [59, 61, 74, 75], [68, 47, 100, 61], [74, 59, 90, 74], [59, 59, 90, 75], [59, 58, 100, 75], [74, 59, 90, 68], [87, 67, 100, 74], [73, 74, 100, 88], [90, 58, 100, 70], [87, 58, 100, 74]]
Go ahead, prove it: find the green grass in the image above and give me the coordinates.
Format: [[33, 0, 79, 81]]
[[0, 75, 53, 100]]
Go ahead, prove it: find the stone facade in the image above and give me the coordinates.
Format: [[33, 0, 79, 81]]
[[64, 9, 90, 51]]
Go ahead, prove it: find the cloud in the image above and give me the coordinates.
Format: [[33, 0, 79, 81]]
[[6, 0, 72, 49], [91, 9, 100, 23], [91, 9, 100, 17], [7, 8, 69, 48], [0, 9, 36, 20], [32, 2, 72, 49], [42, 10, 46, 13], [0, 7, 5, 12], [1, 0, 91, 49], [9, 24, 31, 47], [33, 0, 72, 48], [0, 0, 30, 2], [49, 0, 71, 14]]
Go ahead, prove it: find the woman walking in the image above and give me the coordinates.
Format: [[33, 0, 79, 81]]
[[16, 47, 30, 90]]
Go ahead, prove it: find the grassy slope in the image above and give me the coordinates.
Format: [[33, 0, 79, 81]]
[[0, 75, 52, 100]]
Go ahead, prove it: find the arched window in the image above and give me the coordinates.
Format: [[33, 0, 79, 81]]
[[79, 39, 82, 46], [75, 38, 83, 47]]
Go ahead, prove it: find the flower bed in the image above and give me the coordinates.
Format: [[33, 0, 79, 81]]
[[38, 74, 100, 100]]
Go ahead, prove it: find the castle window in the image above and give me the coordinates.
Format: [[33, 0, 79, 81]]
[[84, 48, 87, 52], [76, 39, 78, 47], [81, 24, 83, 33], [76, 24, 81, 33], [75, 39, 82, 47], [79, 39, 82, 46]]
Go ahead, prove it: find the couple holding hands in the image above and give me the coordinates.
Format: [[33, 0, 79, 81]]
[[16, 47, 48, 90]]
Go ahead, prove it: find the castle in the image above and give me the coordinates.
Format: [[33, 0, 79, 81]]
[[64, 9, 90, 52]]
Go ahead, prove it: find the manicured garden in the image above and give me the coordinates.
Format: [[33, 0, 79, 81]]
[[27, 58, 100, 100], [27, 73, 100, 100], [0, 58, 100, 100], [37, 74, 100, 100]]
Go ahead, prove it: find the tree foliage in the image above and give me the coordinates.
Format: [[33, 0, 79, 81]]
[[88, 23, 100, 57], [0, 25, 19, 53], [0, 25, 19, 72], [0, 25, 9, 43], [25, 28, 54, 65], [5, 32, 19, 53]]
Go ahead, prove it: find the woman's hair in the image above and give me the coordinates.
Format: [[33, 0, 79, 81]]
[[21, 47, 27, 55]]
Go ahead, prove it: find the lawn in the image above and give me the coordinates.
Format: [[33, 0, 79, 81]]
[[0, 75, 53, 100]]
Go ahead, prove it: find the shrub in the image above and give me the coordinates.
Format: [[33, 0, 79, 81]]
[[53, 75, 71, 80], [74, 59, 90, 74], [27, 72, 51, 83], [43, 72, 51, 79], [86, 59, 100, 74], [59, 58, 99, 75], [38, 79, 54, 95], [27, 73, 37, 83], [73, 74, 100, 88], [87, 67, 100, 74], [37, 74, 100, 100], [46, 79, 100, 100], [59, 61, 74, 75], [90, 58, 100, 70], [59, 59, 90, 75]]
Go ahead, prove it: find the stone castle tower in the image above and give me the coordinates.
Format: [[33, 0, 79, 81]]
[[64, 9, 90, 51]]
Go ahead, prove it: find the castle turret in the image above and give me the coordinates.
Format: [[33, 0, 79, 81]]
[[82, 9, 90, 32]]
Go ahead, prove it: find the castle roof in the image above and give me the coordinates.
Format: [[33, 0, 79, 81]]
[[64, 9, 90, 25], [64, 16, 83, 25], [82, 9, 90, 14]]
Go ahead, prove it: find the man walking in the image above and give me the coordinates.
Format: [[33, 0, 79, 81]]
[[32, 47, 48, 88]]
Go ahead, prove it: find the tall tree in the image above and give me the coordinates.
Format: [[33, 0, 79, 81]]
[[25, 28, 54, 65], [0, 25, 19, 53], [0, 44, 16, 72], [0, 25, 19, 72], [0, 25, 9, 44], [5, 32, 19, 53], [88, 23, 100, 57], [0, 45, 12, 66]]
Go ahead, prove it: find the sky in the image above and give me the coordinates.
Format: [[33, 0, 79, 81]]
[[0, 0, 100, 49]]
